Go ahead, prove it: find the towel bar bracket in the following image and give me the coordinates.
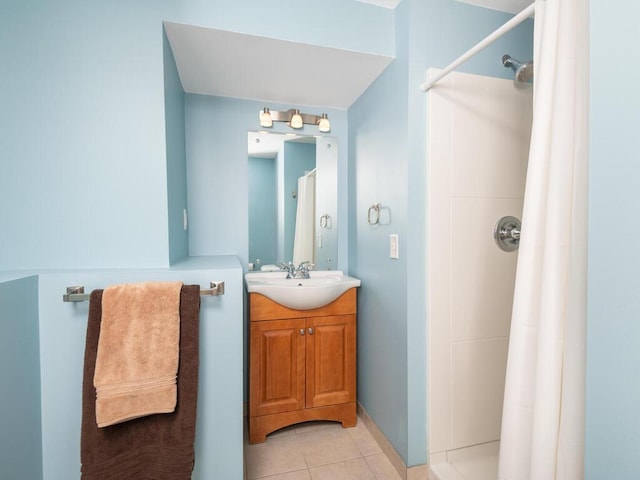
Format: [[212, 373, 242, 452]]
[[201, 281, 225, 297], [64, 286, 87, 302], [62, 282, 225, 303]]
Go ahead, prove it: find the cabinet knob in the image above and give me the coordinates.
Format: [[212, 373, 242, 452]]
[[299, 329, 305, 335], [308, 327, 314, 335]]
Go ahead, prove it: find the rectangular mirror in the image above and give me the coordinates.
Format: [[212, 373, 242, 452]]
[[248, 132, 337, 271]]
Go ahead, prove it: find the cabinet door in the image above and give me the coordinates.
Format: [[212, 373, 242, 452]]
[[250, 319, 306, 417], [305, 315, 356, 409]]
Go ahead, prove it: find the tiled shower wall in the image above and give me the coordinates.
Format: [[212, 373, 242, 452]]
[[427, 71, 533, 460]]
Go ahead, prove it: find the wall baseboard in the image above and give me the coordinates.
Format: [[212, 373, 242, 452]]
[[357, 402, 429, 480]]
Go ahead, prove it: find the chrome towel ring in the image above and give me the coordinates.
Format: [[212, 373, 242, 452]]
[[368, 203, 381, 225]]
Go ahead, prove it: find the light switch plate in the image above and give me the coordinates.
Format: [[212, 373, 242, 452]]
[[390, 234, 399, 259]]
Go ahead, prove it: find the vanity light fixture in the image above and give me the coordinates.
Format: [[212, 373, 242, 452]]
[[318, 113, 331, 133], [259, 108, 273, 128], [259, 108, 331, 132], [290, 109, 303, 129]]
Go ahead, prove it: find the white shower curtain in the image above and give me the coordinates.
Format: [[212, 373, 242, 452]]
[[292, 170, 315, 266], [498, 0, 588, 479]]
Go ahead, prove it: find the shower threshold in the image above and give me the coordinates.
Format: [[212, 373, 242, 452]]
[[429, 441, 499, 480]]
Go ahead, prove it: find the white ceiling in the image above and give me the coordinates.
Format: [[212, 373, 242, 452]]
[[356, 0, 532, 14], [164, 0, 532, 110], [354, 0, 402, 7], [164, 22, 393, 110], [247, 131, 282, 159], [248, 132, 315, 159], [453, 0, 532, 14]]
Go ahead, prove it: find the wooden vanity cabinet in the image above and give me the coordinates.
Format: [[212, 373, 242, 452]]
[[248, 288, 357, 444]]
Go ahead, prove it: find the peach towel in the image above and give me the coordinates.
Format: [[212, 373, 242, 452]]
[[93, 281, 183, 428]]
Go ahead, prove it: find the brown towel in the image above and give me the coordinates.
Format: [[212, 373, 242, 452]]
[[94, 281, 182, 427], [81, 285, 200, 480]]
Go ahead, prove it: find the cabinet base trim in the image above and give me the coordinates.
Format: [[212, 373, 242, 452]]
[[248, 402, 356, 444]]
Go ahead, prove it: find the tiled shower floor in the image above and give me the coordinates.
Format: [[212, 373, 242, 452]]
[[430, 442, 500, 480]]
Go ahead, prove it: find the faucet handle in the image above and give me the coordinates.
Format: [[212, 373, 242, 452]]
[[295, 261, 311, 279], [297, 261, 310, 270], [277, 261, 296, 278]]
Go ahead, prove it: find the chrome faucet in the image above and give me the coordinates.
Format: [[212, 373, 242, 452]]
[[276, 261, 312, 279], [276, 262, 296, 279], [293, 261, 311, 279]]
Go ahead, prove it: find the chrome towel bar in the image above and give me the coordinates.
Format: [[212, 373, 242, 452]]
[[62, 282, 225, 302]]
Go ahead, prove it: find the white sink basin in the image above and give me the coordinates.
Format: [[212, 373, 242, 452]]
[[245, 270, 361, 310]]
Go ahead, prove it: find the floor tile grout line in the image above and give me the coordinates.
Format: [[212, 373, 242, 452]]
[[298, 426, 370, 476], [293, 428, 313, 471], [252, 466, 311, 480], [245, 419, 400, 480]]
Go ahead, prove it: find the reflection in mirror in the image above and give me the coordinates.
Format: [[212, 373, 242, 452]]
[[248, 132, 337, 271]]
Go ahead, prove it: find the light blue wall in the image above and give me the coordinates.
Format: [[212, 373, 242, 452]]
[[164, 29, 189, 264], [0, 0, 172, 269], [36, 257, 244, 479], [184, 95, 349, 271], [284, 142, 316, 262], [349, 0, 411, 462], [5, 0, 638, 476], [248, 156, 277, 266], [0, 276, 42, 480], [1, 1, 391, 477], [0, 0, 390, 271], [586, 1, 640, 478], [349, 0, 533, 466]]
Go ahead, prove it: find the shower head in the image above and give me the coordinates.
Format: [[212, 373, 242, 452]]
[[502, 54, 533, 84]]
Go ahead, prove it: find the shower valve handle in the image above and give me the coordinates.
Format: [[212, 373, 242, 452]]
[[494, 216, 521, 252]]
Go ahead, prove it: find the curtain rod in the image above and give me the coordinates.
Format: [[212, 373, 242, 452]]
[[420, 2, 535, 92], [62, 282, 225, 302]]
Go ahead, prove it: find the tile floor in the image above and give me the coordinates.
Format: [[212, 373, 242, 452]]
[[244, 419, 403, 480]]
